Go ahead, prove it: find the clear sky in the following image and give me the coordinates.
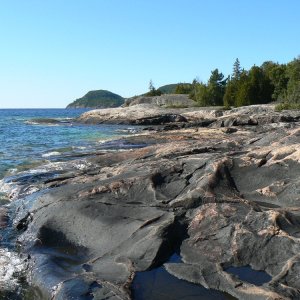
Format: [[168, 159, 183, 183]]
[[0, 0, 299, 108]]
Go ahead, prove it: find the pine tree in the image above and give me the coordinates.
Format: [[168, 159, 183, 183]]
[[207, 69, 227, 106], [286, 57, 300, 103], [223, 78, 236, 108], [193, 70, 227, 106], [149, 80, 155, 93], [232, 58, 241, 80], [146, 80, 162, 96]]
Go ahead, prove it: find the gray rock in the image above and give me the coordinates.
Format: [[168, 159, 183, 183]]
[[2, 106, 300, 299], [124, 94, 197, 107]]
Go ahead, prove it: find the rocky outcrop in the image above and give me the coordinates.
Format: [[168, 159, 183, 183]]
[[124, 94, 197, 107], [77, 103, 300, 133], [2, 106, 300, 299], [77, 103, 223, 125], [210, 105, 300, 128]]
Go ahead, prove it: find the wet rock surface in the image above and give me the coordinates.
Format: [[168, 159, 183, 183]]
[[2, 105, 300, 299]]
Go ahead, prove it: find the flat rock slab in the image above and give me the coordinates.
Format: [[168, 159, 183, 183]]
[[77, 103, 223, 125]]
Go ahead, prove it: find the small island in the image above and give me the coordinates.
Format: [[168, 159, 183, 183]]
[[66, 90, 124, 108]]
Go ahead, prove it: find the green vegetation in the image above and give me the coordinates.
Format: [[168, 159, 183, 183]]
[[275, 102, 300, 111], [145, 81, 193, 97], [188, 56, 300, 108], [192, 69, 227, 106], [174, 83, 193, 94], [157, 84, 179, 94], [146, 80, 162, 96], [67, 90, 124, 108], [155, 83, 193, 94], [223, 65, 273, 107]]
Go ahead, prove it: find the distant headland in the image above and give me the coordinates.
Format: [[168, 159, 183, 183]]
[[66, 90, 124, 108]]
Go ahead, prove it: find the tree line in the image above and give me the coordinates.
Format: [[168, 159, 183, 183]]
[[195, 57, 300, 108], [148, 57, 300, 109]]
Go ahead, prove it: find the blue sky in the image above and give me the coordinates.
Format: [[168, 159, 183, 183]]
[[0, 0, 299, 108]]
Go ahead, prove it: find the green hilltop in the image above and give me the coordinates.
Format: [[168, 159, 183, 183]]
[[157, 84, 179, 94], [158, 83, 191, 94], [67, 90, 124, 108], [136, 83, 193, 96]]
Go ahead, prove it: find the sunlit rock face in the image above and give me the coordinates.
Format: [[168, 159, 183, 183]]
[[1, 105, 300, 299]]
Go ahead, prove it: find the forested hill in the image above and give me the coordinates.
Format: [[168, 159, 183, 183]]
[[158, 83, 192, 94], [157, 84, 180, 94], [67, 90, 124, 108]]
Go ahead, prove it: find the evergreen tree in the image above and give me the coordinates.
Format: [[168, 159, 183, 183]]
[[248, 66, 273, 104], [149, 80, 155, 93], [189, 78, 199, 100], [207, 69, 227, 105], [194, 82, 210, 106], [286, 57, 300, 103], [235, 70, 251, 106], [232, 58, 242, 80], [223, 59, 242, 107], [193, 69, 227, 106], [223, 78, 236, 108], [175, 83, 193, 94], [269, 65, 288, 101], [146, 80, 162, 96], [261, 61, 288, 101], [233, 66, 273, 107]]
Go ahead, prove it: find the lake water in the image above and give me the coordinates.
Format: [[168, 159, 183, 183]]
[[0, 108, 134, 181]]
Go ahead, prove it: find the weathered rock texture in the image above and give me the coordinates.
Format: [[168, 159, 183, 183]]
[[77, 102, 300, 130], [124, 94, 197, 108], [77, 102, 222, 125], [3, 105, 300, 299]]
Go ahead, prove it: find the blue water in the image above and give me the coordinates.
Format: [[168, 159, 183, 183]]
[[0, 109, 133, 180], [132, 254, 236, 300], [225, 266, 271, 286]]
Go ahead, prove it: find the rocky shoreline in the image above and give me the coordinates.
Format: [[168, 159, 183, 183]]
[[1, 102, 300, 299]]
